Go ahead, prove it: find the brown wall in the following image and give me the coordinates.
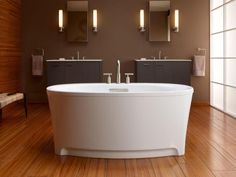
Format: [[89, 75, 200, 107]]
[[0, 0, 21, 93], [22, 0, 210, 103]]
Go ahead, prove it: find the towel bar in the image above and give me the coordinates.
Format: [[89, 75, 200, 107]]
[[197, 48, 207, 56], [32, 48, 44, 56]]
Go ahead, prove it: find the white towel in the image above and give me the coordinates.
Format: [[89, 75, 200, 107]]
[[32, 55, 43, 76], [193, 55, 205, 77]]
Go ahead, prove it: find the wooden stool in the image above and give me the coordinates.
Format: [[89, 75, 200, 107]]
[[0, 93, 27, 122]]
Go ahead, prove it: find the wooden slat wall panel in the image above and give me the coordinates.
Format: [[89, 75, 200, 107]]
[[0, 0, 21, 93]]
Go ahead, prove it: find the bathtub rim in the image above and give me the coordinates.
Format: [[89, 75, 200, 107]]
[[47, 83, 194, 97]]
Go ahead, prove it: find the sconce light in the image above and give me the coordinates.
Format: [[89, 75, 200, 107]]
[[173, 9, 179, 32], [93, 9, 98, 32], [58, 9, 64, 32], [139, 9, 145, 32]]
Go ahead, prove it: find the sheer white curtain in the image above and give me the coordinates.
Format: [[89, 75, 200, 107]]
[[210, 0, 236, 117]]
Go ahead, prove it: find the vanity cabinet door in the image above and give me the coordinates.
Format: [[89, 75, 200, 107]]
[[65, 62, 81, 83], [64, 62, 102, 83], [78, 62, 102, 83], [154, 62, 173, 83], [171, 62, 191, 85], [47, 63, 65, 86], [136, 62, 154, 82]]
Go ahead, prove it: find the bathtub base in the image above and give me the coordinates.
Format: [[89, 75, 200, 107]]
[[56, 148, 183, 159]]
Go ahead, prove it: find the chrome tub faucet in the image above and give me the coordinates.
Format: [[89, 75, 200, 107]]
[[116, 60, 121, 84]]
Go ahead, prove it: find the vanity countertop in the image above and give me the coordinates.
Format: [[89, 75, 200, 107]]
[[46, 59, 103, 62], [135, 59, 192, 62]]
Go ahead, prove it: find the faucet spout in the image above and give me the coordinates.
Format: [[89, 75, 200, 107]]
[[116, 60, 121, 84]]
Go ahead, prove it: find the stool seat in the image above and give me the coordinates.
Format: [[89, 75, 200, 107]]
[[0, 93, 24, 109], [0, 93, 27, 122]]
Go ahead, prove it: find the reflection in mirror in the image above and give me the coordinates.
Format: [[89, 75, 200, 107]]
[[149, 1, 170, 42], [67, 1, 88, 42]]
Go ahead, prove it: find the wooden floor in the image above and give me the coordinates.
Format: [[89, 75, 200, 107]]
[[0, 104, 236, 177]]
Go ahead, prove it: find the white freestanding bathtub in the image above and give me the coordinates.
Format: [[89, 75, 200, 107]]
[[47, 83, 193, 159]]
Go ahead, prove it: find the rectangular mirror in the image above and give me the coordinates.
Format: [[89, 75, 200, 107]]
[[67, 1, 88, 42], [149, 1, 170, 42]]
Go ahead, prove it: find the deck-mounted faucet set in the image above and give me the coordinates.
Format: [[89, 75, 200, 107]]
[[103, 60, 134, 84], [151, 50, 168, 60]]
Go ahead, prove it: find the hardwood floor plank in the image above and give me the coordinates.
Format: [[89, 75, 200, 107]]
[[135, 159, 156, 177], [187, 113, 236, 166], [107, 160, 126, 177], [176, 146, 216, 177], [26, 139, 61, 177], [125, 159, 141, 177], [187, 131, 236, 170], [53, 157, 87, 177], [0, 127, 52, 176], [192, 107, 236, 139], [213, 170, 236, 177], [151, 157, 185, 177]]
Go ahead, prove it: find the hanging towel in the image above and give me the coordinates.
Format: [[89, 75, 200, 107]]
[[193, 55, 206, 77], [32, 55, 43, 76]]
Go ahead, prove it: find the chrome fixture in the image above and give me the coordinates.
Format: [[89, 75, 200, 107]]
[[158, 50, 162, 59], [151, 56, 156, 60], [82, 56, 86, 60], [125, 73, 134, 84], [116, 60, 121, 84], [197, 48, 207, 56], [76, 50, 80, 59], [103, 73, 112, 84]]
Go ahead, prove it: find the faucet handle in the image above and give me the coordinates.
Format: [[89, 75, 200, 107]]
[[151, 56, 156, 60], [125, 73, 134, 84], [103, 73, 112, 84]]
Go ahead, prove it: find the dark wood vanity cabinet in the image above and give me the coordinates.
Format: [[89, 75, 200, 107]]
[[135, 60, 192, 85], [47, 61, 102, 86]]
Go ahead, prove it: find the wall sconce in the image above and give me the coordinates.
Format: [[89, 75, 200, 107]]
[[139, 9, 145, 32], [93, 9, 98, 32], [58, 9, 64, 32], [173, 9, 179, 32]]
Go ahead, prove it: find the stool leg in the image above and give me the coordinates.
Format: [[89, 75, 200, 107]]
[[0, 108, 2, 122], [23, 93, 28, 118]]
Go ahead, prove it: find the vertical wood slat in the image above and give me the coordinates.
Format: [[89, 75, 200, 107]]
[[0, 0, 21, 93]]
